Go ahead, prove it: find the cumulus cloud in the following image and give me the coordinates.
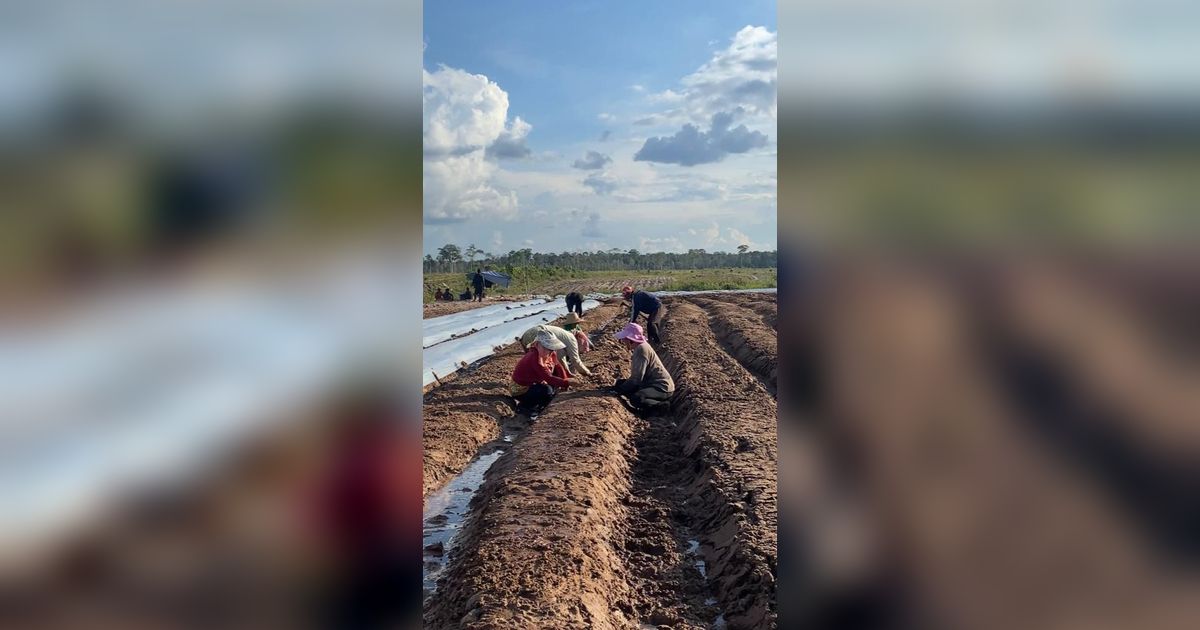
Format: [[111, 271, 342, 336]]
[[683, 222, 771, 251], [597, 112, 615, 122], [486, 116, 532, 159], [630, 26, 776, 164], [582, 172, 618, 195], [634, 108, 768, 166], [572, 150, 612, 170], [638, 236, 685, 253], [581, 212, 605, 238], [423, 65, 526, 222], [679, 25, 777, 120]]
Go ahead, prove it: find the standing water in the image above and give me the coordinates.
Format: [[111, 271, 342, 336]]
[[422, 436, 513, 597]]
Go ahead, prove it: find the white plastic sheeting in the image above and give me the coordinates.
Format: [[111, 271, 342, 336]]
[[423, 299, 600, 387], [0, 256, 411, 560], [422, 299, 557, 348]]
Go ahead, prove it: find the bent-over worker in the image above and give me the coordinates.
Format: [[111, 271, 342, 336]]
[[510, 329, 570, 416], [519, 322, 593, 377], [565, 291, 584, 317], [621, 285, 664, 344], [612, 322, 674, 412]]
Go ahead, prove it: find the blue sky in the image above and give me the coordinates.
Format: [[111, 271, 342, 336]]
[[423, 0, 778, 256]]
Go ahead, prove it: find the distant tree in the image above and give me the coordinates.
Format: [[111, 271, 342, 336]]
[[737, 244, 749, 254], [436, 244, 463, 269], [465, 243, 481, 263]]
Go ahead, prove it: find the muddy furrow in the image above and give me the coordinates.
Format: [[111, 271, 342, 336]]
[[422, 302, 625, 497], [818, 269, 1200, 630], [685, 297, 778, 395], [658, 300, 778, 629], [972, 270, 1200, 561]]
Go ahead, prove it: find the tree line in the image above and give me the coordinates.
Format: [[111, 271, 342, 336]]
[[423, 243, 777, 274]]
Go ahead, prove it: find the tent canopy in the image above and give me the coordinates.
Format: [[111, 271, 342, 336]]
[[467, 270, 512, 288]]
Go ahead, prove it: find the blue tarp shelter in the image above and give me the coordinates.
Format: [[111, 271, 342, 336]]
[[466, 270, 512, 289]]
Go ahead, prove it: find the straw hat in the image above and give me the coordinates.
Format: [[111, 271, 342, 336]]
[[562, 312, 583, 325]]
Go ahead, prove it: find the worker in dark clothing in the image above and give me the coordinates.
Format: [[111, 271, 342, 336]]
[[565, 291, 584, 317], [472, 269, 485, 302], [459, 286, 473, 301], [621, 285, 664, 344]]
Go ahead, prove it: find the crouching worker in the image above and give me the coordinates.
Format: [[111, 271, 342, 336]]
[[612, 322, 674, 412], [511, 329, 571, 416], [519, 322, 593, 377]]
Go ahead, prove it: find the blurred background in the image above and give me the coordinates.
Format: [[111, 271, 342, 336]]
[[0, 1, 424, 628], [4, 0, 1199, 628], [777, 1, 1200, 628]]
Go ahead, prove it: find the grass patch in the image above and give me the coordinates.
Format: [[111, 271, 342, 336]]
[[423, 268, 776, 302]]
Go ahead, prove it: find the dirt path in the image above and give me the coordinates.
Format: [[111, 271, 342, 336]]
[[422, 302, 625, 497]]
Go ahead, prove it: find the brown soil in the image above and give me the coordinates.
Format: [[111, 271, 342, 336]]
[[688, 292, 777, 330], [657, 300, 778, 628], [423, 294, 779, 629], [683, 296, 778, 394], [422, 302, 626, 497], [424, 296, 536, 319], [806, 263, 1200, 629]]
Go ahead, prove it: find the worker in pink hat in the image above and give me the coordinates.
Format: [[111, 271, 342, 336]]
[[610, 322, 674, 412]]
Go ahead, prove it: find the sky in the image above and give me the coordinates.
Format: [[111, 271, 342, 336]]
[[422, 0, 778, 256]]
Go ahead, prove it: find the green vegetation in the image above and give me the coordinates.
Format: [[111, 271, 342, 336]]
[[424, 245, 776, 274], [423, 267, 776, 302]]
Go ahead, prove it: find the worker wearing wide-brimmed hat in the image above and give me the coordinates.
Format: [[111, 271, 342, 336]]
[[560, 311, 584, 331], [510, 329, 571, 416], [610, 322, 674, 412], [621, 285, 664, 344], [518, 321, 593, 377]]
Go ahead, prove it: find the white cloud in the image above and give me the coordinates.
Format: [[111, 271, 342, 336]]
[[630, 84, 646, 92], [492, 230, 504, 249], [486, 116, 533, 159], [581, 211, 605, 238], [423, 65, 525, 222], [638, 236, 685, 253], [597, 112, 615, 122], [583, 171, 618, 195], [680, 26, 777, 120], [632, 26, 776, 167]]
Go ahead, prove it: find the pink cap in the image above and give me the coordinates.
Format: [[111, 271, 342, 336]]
[[614, 322, 647, 344]]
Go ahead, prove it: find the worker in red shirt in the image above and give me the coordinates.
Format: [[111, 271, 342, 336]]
[[510, 329, 570, 416]]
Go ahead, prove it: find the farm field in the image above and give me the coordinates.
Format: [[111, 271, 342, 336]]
[[423, 253, 1200, 629], [422, 267, 777, 308], [421, 292, 779, 628]]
